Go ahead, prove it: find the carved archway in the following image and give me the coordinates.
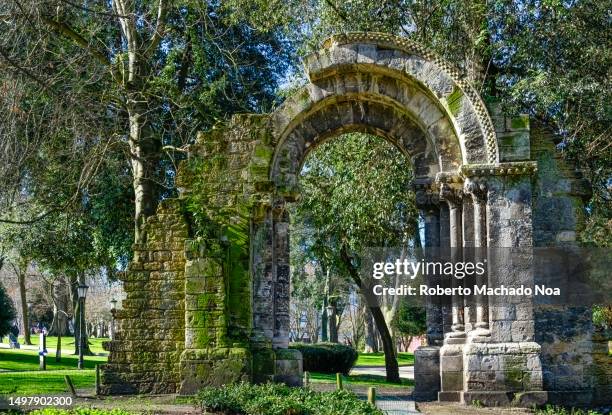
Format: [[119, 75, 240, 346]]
[[101, 33, 604, 408]]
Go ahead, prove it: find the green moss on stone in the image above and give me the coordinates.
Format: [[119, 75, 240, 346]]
[[447, 86, 464, 116]]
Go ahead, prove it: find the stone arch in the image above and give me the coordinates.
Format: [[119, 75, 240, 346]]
[[100, 32, 606, 409], [269, 32, 499, 195]]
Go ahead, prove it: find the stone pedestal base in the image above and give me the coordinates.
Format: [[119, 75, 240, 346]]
[[273, 349, 303, 386], [414, 346, 440, 401], [179, 347, 251, 395], [462, 342, 545, 406], [439, 343, 465, 400], [462, 391, 548, 407]]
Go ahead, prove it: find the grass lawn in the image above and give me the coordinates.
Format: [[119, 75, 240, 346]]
[[0, 370, 96, 395], [14, 336, 110, 355], [309, 371, 414, 388], [0, 349, 107, 372], [355, 352, 414, 367]]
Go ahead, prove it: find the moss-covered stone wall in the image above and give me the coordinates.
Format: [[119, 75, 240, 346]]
[[100, 199, 188, 394]]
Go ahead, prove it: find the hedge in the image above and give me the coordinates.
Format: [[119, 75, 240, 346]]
[[289, 342, 358, 375]]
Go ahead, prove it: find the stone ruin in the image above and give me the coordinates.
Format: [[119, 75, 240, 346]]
[[100, 32, 611, 406]]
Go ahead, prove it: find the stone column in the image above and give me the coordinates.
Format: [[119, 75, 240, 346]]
[[440, 183, 466, 341], [461, 163, 546, 407], [271, 201, 303, 386], [465, 178, 491, 341], [414, 184, 442, 401], [438, 179, 466, 402], [272, 204, 290, 349]]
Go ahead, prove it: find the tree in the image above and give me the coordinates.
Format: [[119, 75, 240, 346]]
[[0, 280, 17, 338], [292, 133, 418, 382], [394, 299, 427, 352], [0, 0, 297, 243]]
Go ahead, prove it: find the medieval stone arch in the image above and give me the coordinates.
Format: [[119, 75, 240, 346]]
[[100, 33, 609, 406]]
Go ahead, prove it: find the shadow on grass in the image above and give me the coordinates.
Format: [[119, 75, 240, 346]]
[[0, 349, 106, 372]]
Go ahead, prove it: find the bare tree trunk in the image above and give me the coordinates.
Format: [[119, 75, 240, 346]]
[[363, 307, 378, 353], [340, 244, 400, 382], [127, 100, 159, 243], [16, 260, 32, 345], [369, 303, 400, 383], [328, 301, 338, 343], [49, 277, 70, 336]]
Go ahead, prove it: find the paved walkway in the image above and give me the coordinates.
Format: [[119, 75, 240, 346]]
[[376, 396, 420, 414]]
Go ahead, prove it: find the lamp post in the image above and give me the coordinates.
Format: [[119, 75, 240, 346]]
[[110, 298, 117, 340], [77, 284, 89, 369], [26, 301, 32, 345]]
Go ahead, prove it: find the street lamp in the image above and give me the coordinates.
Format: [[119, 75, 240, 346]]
[[26, 301, 32, 344], [110, 299, 117, 340], [77, 284, 89, 369]]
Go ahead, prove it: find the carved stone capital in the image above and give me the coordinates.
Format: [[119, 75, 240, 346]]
[[464, 178, 488, 203], [413, 179, 439, 209], [438, 182, 463, 207]]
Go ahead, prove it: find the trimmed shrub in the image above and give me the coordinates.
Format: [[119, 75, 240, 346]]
[[290, 342, 358, 375], [198, 382, 382, 415]]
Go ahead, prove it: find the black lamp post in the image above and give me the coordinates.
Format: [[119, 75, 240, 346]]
[[77, 284, 89, 369], [26, 301, 32, 344], [110, 298, 117, 340]]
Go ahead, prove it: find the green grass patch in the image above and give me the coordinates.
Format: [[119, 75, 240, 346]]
[[0, 370, 96, 395], [355, 352, 414, 367], [13, 336, 110, 355], [0, 349, 107, 371], [309, 372, 414, 388]]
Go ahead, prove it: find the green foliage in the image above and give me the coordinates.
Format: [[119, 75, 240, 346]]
[[197, 382, 383, 415], [592, 305, 612, 330], [292, 133, 417, 283], [534, 405, 602, 415], [0, 281, 16, 337], [393, 300, 427, 337], [289, 342, 358, 375], [29, 409, 135, 415]]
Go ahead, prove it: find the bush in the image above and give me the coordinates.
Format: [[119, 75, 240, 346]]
[[198, 382, 382, 415], [0, 281, 16, 338], [289, 342, 358, 375], [29, 409, 135, 415], [535, 405, 603, 415]]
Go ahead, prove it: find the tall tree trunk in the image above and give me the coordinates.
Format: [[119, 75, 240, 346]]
[[368, 304, 401, 383], [328, 301, 338, 343], [320, 301, 328, 342], [363, 307, 378, 353], [49, 276, 70, 336], [340, 243, 400, 382], [17, 260, 31, 345], [128, 101, 159, 243]]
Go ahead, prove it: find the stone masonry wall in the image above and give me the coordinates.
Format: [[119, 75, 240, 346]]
[[530, 122, 610, 405], [100, 199, 188, 394]]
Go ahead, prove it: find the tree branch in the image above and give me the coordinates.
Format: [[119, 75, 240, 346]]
[[39, 15, 111, 67], [145, 0, 168, 57]]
